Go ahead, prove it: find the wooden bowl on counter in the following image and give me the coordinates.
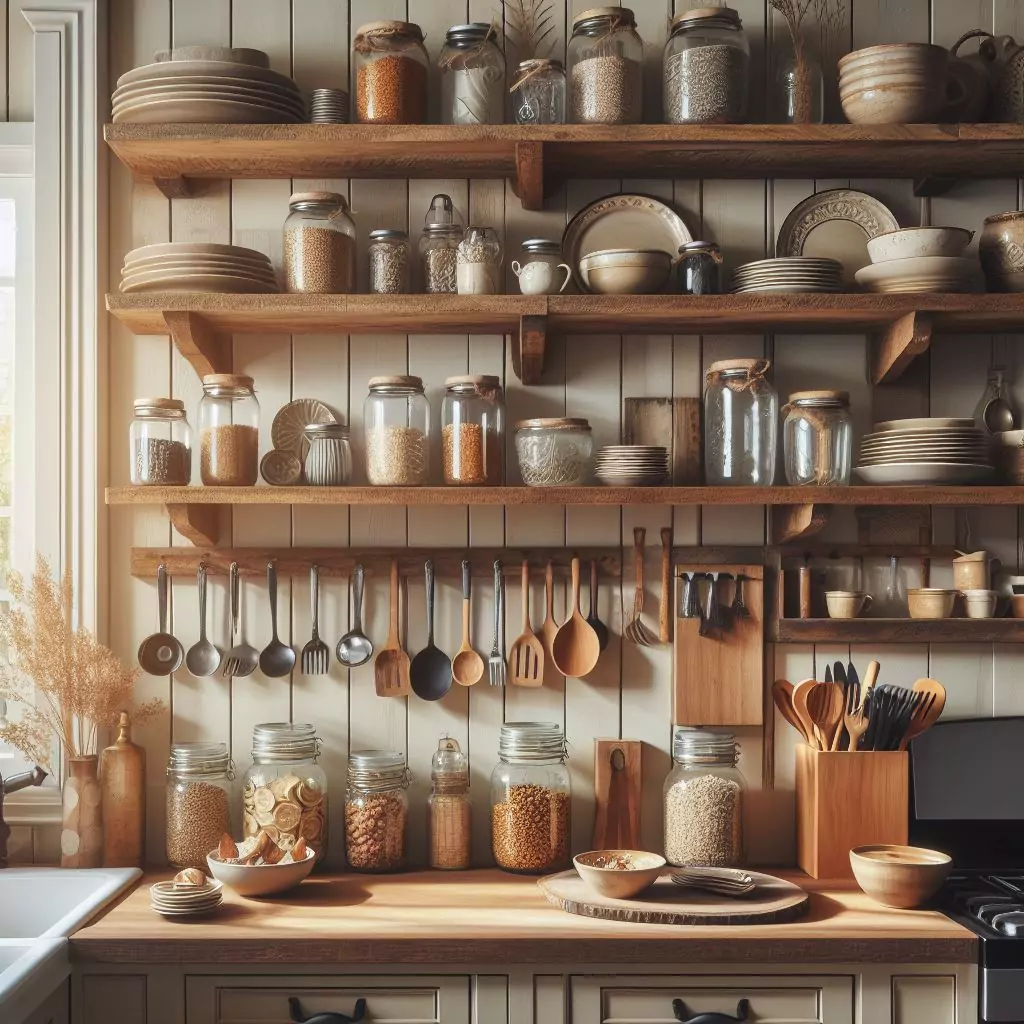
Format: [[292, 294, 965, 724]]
[[850, 844, 952, 909], [573, 850, 666, 899]]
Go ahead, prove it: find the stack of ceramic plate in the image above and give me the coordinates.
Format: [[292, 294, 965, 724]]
[[594, 446, 669, 486], [149, 879, 223, 918], [854, 417, 994, 484], [310, 88, 350, 123], [731, 257, 844, 294], [113, 46, 304, 124], [121, 242, 279, 294]]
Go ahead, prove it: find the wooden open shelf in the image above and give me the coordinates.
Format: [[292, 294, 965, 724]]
[[775, 617, 1024, 643]]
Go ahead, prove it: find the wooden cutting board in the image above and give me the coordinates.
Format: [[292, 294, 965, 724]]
[[538, 870, 809, 926], [592, 739, 642, 850]]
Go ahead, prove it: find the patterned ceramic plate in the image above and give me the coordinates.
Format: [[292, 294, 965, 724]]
[[260, 449, 303, 486], [271, 399, 336, 458]]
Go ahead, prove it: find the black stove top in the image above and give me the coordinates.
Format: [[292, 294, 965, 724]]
[[940, 874, 1024, 959]]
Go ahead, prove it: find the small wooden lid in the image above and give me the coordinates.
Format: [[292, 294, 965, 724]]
[[573, 6, 635, 27], [515, 417, 591, 431], [444, 374, 500, 388], [674, 5, 741, 25], [354, 19, 423, 39], [707, 357, 760, 373], [134, 397, 184, 411], [202, 373, 254, 389], [788, 389, 850, 405], [368, 374, 424, 391], [289, 190, 346, 207]]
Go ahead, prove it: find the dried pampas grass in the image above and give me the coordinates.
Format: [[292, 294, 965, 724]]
[[502, 0, 556, 59]]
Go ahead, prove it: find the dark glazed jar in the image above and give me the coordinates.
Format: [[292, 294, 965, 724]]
[[677, 241, 723, 295]]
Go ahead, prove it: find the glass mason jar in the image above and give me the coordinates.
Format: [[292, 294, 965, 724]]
[[368, 228, 411, 294], [512, 238, 571, 295], [420, 193, 464, 294], [283, 191, 356, 294], [166, 742, 234, 871], [353, 20, 429, 124], [664, 6, 750, 124], [428, 736, 472, 870], [703, 358, 777, 486], [364, 375, 431, 486], [568, 7, 644, 124], [198, 374, 260, 487], [676, 241, 723, 296], [456, 225, 503, 295], [442, 374, 505, 485], [303, 422, 353, 486], [439, 23, 505, 125], [663, 728, 745, 868], [491, 722, 570, 874], [241, 723, 328, 864], [345, 749, 410, 872], [783, 389, 853, 486], [515, 417, 593, 486], [775, 48, 824, 124], [512, 58, 567, 124], [130, 397, 192, 485]]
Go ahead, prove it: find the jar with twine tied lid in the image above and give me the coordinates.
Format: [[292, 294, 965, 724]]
[[439, 22, 506, 125], [511, 58, 566, 124], [568, 6, 644, 124], [783, 389, 853, 486], [703, 357, 777, 486], [352, 20, 429, 124]]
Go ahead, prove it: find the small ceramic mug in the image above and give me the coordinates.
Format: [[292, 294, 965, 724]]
[[826, 591, 872, 619], [962, 589, 998, 619], [512, 258, 572, 295]]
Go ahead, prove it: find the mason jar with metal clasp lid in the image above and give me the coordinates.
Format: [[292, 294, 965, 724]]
[[345, 750, 411, 872], [420, 193, 464, 294], [283, 191, 356, 294], [303, 422, 353, 486], [783, 389, 853, 486], [166, 742, 234, 871], [676, 240, 723, 295], [130, 397, 192, 485], [442, 374, 505, 485], [439, 23, 505, 125], [364, 375, 431, 486], [703, 358, 777, 486], [511, 57, 566, 124], [198, 373, 260, 486], [352, 20, 429, 124], [568, 7, 644, 124]]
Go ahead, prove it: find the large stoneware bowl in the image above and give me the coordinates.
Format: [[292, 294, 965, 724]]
[[980, 212, 1024, 292], [850, 845, 951, 909], [839, 43, 949, 124]]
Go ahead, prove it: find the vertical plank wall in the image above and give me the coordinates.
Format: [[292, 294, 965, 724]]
[[19, 0, 1024, 865]]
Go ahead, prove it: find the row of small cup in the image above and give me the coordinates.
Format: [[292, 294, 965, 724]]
[[826, 588, 1004, 620]]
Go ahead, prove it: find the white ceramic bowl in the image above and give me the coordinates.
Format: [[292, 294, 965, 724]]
[[579, 249, 673, 295], [867, 227, 974, 263], [207, 847, 315, 897]]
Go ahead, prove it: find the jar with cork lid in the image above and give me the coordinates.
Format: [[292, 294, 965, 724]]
[[283, 191, 356, 294], [512, 58, 567, 124], [783, 390, 853, 486], [166, 742, 234, 871], [428, 737, 472, 870], [198, 374, 260, 486], [345, 750, 410, 872], [420, 193, 464, 294], [442, 375, 504, 485], [438, 23, 506, 125], [568, 7, 644, 124], [364, 375, 431, 486], [353, 20, 429, 124], [130, 397, 192, 485]]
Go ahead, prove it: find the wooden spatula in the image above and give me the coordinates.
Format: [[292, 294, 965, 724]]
[[899, 678, 947, 749], [373, 557, 411, 698], [509, 560, 544, 687]]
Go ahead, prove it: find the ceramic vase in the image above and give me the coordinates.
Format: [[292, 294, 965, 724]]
[[62, 755, 104, 868]]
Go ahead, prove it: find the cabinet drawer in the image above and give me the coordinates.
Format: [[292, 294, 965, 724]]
[[569, 974, 854, 1024]]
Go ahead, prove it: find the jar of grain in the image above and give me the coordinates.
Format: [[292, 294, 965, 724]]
[[703, 358, 777, 486], [515, 417, 593, 486], [428, 736, 472, 870], [166, 742, 234, 871], [420, 193, 463, 294], [512, 58, 566, 124], [439, 23, 505, 125], [198, 374, 260, 487], [490, 722, 570, 874], [345, 749, 410, 872], [241, 723, 328, 863], [664, 7, 750, 124], [284, 191, 356, 294], [130, 397, 192, 485], [663, 728, 745, 868], [783, 389, 853, 486], [368, 229, 411, 294], [442, 375, 504, 485], [353, 20, 429, 124], [304, 422, 353, 486], [456, 226, 503, 295], [567, 7, 643, 124], [364, 375, 431, 485]]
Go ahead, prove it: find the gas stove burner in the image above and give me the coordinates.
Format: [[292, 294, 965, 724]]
[[991, 910, 1024, 936]]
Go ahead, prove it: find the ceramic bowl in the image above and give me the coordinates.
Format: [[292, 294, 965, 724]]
[[825, 591, 872, 619], [962, 589, 998, 619], [867, 227, 974, 263], [838, 42, 949, 71], [980, 212, 1024, 292], [840, 81, 948, 125], [850, 844, 952, 909], [579, 249, 673, 295], [573, 850, 666, 899], [207, 847, 315, 897], [907, 588, 957, 620]]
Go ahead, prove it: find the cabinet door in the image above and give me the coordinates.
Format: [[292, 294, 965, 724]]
[[22, 980, 69, 1024], [892, 976, 957, 1024]]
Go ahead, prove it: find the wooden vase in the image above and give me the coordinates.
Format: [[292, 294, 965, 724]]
[[62, 755, 104, 868], [100, 712, 146, 868]]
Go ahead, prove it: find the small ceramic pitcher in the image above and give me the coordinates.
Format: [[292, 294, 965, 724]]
[[953, 550, 1001, 592], [512, 258, 572, 295]]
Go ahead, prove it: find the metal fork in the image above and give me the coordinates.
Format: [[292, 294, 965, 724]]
[[488, 559, 507, 687], [301, 565, 330, 675]]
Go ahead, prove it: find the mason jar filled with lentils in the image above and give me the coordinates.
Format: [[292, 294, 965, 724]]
[[567, 7, 644, 124], [283, 191, 356, 294], [130, 397, 192, 485], [442, 374, 504, 485], [166, 742, 234, 871], [345, 749, 410, 872], [363, 375, 431, 485], [198, 374, 260, 486], [353, 20, 429, 124]]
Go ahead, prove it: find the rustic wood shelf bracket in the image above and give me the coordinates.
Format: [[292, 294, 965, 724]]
[[150, 176, 194, 200], [772, 503, 829, 544], [511, 140, 544, 212], [513, 313, 547, 385], [163, 310, 232, 378], [872, 310, 933, 385], [166, 504, 220, 546], [913, 175, 958, 198]]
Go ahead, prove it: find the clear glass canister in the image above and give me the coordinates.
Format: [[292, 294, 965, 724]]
[[664, 6, 750, 124], [439, 23, 505, 125], [676, 241, 723, 296], [166, 742, 234, 871], [420, 193, 464, 294], [429, 737, 472, 870], [303, 422, 352, 486], [442, 374, 504, 485], [345, 749, 410, 872], [512, 238, 571, 295], [568, 6, 644, 124], [703, 358, 777, 486], [368, 228, 410, 294], [515, 417, 594, 486], [512, 58, 567, 124], [491, 722, 570, 874], [663, 728, 745, 868], [241, 722, 328, 863], [198, 374, 260, 487], [775, 49, 824, 124], [130, 397, 192, 485], [353, 20, 429, 124], [364, 375, 431, 486], [783, 389, 853, 486], [283, 191, 356, 294], [457, 226, 503, 295]]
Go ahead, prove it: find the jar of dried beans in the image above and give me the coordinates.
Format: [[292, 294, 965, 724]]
[[368, 228, 411, 294], [783, 389, 853, 486], [353, 20, 429, 124], [166, 742, 234, 871], [241, 723, 328, 864], [568, 6, 643, 124], [490, 722, 570, 874], [420, 193, 463, 294], [345, 749, 410, 872], [130, 397, 192, 485], [439, 23, 505, 125], [428, 737, 472, 870], [456, 226, 503, 295], [364, 375, 431, 486], [442, 374, 504, 485], [283, 191, 356, 294], [198, 374, 260, 486]]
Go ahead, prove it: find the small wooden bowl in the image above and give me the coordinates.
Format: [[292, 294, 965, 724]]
[[573, 850, 666, 900], [850, 844, 952, 909]]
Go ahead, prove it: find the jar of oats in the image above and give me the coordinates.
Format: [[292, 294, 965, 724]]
[[345, 749, 410, 872], [283, 191, 356, 294], [490, 722, 570, 874], [363, 375, 431, 485], [442, 375, 504, 485], [166, 742, 234, 871], [198, 374, 260, 486]]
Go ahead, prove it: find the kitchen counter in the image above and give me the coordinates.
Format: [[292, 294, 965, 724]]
[[70, 869, 976, 965]]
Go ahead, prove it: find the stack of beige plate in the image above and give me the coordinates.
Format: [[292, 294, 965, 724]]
[[149, 878, 223, 918], [595, 445, 669, 486], [121, 242, 279, 294], [854, 417, 994, 484], [731, 257, 844, 294], [856, 226, 983, 293], [113, 46, 304, 124]]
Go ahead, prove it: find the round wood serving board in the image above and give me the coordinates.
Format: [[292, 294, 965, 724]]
[[538, 870, 809, 926]]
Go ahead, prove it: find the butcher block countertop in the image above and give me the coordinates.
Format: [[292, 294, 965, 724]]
[[69, 869, 976, 966]]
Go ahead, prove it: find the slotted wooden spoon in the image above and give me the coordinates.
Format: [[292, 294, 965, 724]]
[[899, 678, 947, 749], [374, 557, 411, 698], [509, 560, 545, 687]]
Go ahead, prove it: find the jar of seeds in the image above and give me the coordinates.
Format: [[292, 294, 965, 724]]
[[568, 7, 643, 124], [368, 228, 411, 294], [166, 742, 234, 871], [353, 20, 429, 124], [284, 191, 356, 294], [364, 375, 431, 486], [664, 7, 750, 124], [439, 23, 505, 125], [663, 728, 745, 868], [428, 737, 472, 870], [345, 749, 410, 872], [130, 397, 192, 485], [198, 374, 260, 487], [304, 422, 353, 486], [512, 58, 566, 124], [442, 374, 504, 485], [420, 193, 463, 294], [456, 226, 503, 295]]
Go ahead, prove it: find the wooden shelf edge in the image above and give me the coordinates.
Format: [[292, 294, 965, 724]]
[[774, 617, 1024, 642]]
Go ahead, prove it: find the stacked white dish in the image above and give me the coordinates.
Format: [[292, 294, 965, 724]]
[[731, 257, 844, 294], [149, 878, 223, 917], [854, 417, 994, 484], [856, 226, 983, 293], [310, 88, 350, 123], [121, 242, 279, 294], [595, 446, 669, 486]]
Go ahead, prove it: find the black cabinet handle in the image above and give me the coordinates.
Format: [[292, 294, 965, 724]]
[[673, 997, 750, 1024], [289, 997, 367, 1024]]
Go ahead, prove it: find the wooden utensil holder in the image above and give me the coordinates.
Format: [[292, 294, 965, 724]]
[[795, 746, 908, 879]]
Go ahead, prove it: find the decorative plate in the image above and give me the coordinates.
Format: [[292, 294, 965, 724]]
[[271, 398, 337, 458], [853, 462, 995, 484], [873, 417, 975, 432], [260, 449, 303, 486]]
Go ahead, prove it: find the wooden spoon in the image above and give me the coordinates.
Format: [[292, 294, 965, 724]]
[[899, 678, 947, 749], [452, 559, 484, 687], [772, 679, 809, 743], [373, 558, 411, 698], [806, 681, 844, 752], [539, 559, 560, 663], [790, 679, 820, 749], [551, 556, 601, 679]]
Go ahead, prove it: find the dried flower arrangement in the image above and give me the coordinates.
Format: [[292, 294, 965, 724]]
[[502, 0, 556, 59], [771, 0, 846, 123]]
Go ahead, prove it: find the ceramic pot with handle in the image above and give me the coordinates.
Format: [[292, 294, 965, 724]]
[[945, 29, 994, 122], [980, 33, 1024, 122]]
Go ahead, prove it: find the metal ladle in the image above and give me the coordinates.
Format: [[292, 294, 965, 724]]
[[259, 561, 296, 678], [185, 563, 221, 677], [138, 564, 183, 676], [337, 563, 373, 667]]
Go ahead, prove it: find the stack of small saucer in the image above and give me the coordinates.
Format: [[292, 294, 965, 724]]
[[309, 88, 349, 123], [121, 242, 279, 294], [731, 257, 844, 294], [149, 878, 224, 918], [594, 445, 669, 486]]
